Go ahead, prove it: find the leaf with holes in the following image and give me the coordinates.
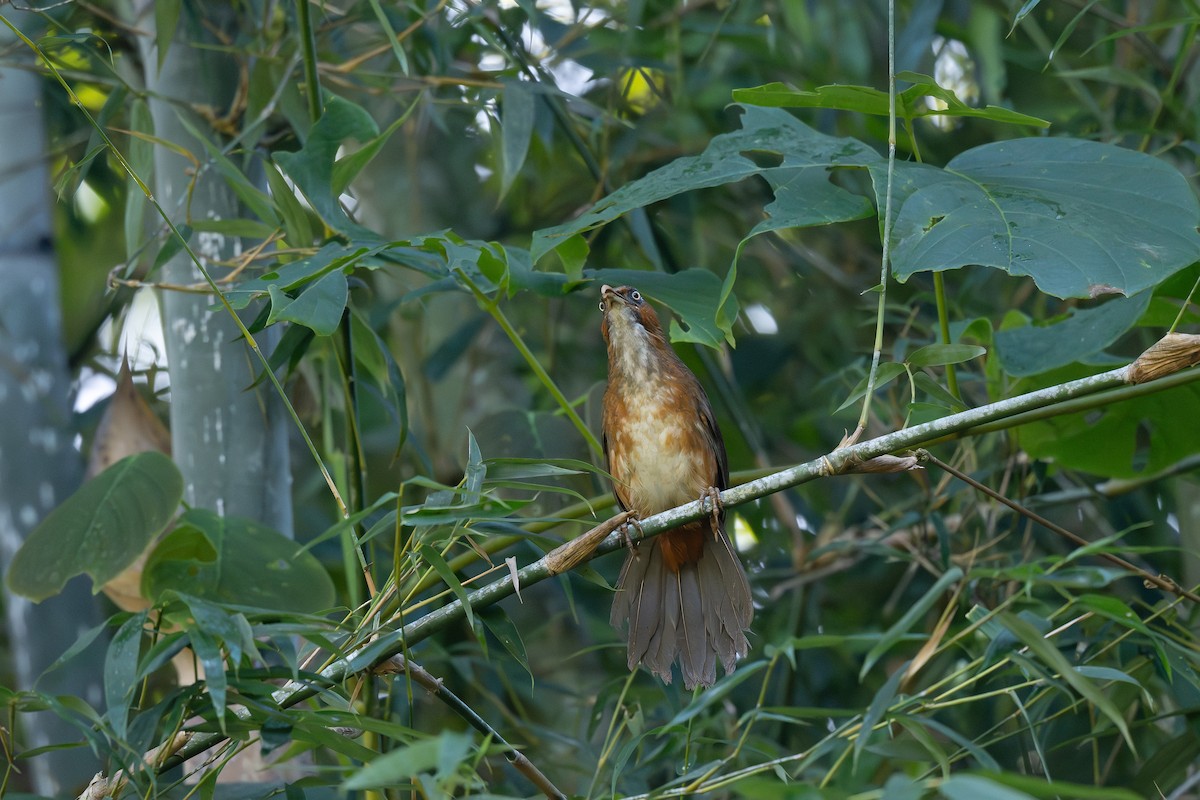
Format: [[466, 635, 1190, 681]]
[[878, 139, 1200, 299]]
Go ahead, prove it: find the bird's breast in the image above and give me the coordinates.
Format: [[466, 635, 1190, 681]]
[[605, 384, 714, 517]]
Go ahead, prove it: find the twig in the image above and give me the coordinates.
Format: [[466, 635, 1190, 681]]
[[375, 654, 567, 800], [921, 451, 1200, 605]]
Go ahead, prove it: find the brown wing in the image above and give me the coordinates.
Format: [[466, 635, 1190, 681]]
[[690, 376, 729, 492], [601, 428, 633, 514]]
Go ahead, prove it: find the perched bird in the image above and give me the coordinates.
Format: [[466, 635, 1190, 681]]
[[599, 284, 753, 689]]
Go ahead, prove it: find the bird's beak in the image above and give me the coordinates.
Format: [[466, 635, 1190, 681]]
[[600, 284, 618, 310]]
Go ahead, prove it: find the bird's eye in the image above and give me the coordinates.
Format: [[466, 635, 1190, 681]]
[[598, 301, 604, 311], [631, 290, 642, 302]]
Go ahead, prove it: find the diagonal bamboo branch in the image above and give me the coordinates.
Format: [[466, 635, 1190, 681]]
[[134, 335, 1200, 778]]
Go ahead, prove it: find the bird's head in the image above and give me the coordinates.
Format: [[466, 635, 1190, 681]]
[[599, 284, 672, 378], [599, 284, 666, 344]]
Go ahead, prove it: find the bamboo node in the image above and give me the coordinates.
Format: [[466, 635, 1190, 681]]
[[1128, 333, 1200, 384]]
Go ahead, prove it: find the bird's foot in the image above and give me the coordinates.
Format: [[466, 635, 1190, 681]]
[[700, 486, 723, 538], [619, 515, 644, 550]]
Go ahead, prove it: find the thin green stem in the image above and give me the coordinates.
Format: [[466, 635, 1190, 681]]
[[856, 0, 897, 437], [295, 0, 322, 123], [925, 452, 1200, 604], [1170, 268, 1200, 333], [1139, 21, 1198, 153], [933, 273, 961, 399], [461, 275, 602, 456]]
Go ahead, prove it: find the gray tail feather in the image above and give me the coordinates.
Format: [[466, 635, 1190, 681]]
[[611, 530, 752, 689]]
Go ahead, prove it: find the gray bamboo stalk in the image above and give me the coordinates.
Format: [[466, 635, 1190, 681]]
[[0, 9, 103, 793], [130, 0, 292, 527]]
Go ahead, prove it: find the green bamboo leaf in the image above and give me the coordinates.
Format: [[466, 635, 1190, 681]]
[[154, 0, 182, 70], [907, 343, 986, 368], [418, 544, 474, 629], [189, 626, 227, 731], [969, 771, 1143, 799], [836, 361, 908, 413], [855, 661, 906, 764], [532, 106, 880, 265], [350, 310, 408, 450], [480, 607, 531, 686], [6, 452, 182, 602], [997, 611, 1134, 750], [499, 79, 535, 202], [860, 567, 962, 680], [343, 731, 472, 789], [104, 611, 148, 742]]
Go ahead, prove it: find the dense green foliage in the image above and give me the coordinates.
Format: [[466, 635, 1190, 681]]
[[2, 0, 1200, 797]]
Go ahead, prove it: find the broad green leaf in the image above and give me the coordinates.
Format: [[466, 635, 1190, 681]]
[[332, 101, 417, 194], [104, 611, 148, 742], [6, 452, 182, 602], [556, 234, 589, 284], [997, 611, 1133, 749], [142, 509, 335, 613], [274, 95, 379, 237], [994, 292, 1150, 377], [499, 79, 535, 202], [588, 267, 738, 348], [907, 343, 986, 368], [228, 242, 384, 309], [880, 139, 1200, 299], [1016, 369, 1200, 478], [860, 567, 962, 679], [532, 106, 880, 264], [266, 270, 348, 336], [748, 167, 875, 239]]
